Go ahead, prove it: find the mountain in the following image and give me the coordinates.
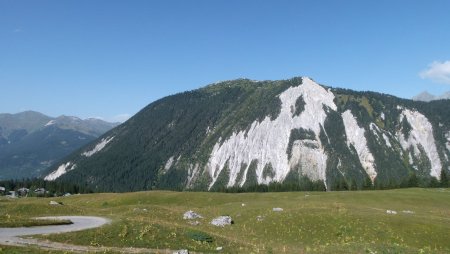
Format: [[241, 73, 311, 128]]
[[44, 77, 450, 192], [0, 111, 119, 179], [412, 91, 436, 102], [413, 91, 450, 102]]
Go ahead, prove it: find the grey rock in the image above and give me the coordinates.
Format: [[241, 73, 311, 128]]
[[211, 216, 233, 227], [173, 250, 189, 254], [183, 210, 202, 220]]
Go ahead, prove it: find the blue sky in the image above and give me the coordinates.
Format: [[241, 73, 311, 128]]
[[1, 0, 449, 122]]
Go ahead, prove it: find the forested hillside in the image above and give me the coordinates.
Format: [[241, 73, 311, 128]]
[[45, 77, 450, 192]]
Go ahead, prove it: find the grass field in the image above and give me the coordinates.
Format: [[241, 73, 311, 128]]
[[0, 188, 449, 253], [0, 245, 67, 254], [0, 214, 72, 228]]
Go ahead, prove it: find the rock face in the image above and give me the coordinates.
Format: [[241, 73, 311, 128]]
[[208, 78, 335, 189], [43, 77, 450, 192]]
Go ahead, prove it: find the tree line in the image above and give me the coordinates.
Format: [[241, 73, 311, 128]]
[[0, 178, 93, 197]]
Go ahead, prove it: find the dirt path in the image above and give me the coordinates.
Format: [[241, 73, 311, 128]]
[[0, 216, 185, 253]]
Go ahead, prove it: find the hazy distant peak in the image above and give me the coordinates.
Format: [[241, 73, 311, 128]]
[[0, 110, 120, 180], [0, 111, 52, 136], [0, 110, 119, 139], [412, 91, 435, 102], [412, 91, 450, 102], [50, 115, 119, 137]]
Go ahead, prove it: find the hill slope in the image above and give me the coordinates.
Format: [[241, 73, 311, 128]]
[[0, 111, 119, 179], [45, 77, 450, 191]]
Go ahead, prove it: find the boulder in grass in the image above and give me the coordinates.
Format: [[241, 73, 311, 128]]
[[272, 207, 283, 212], [49, 200, 62, 205], [183, 210, 202, 220], [211, 216, 233, 227], [173, 250, 189, 254]]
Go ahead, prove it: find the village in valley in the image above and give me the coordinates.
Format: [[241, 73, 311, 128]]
[[0, 185, 72, 199]]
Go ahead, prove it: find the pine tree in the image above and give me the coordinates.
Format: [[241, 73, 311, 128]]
[[440, 169, 449, 188], [408, 172, 419, 187], [363, 176, 373, 190]]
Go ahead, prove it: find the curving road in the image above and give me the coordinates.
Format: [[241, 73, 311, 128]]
[[0, 216, 186, 253], [0, 216, 111, 252], [0, 216, 110, 237]]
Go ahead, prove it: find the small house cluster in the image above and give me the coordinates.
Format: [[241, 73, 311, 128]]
[[0, 186, 58, 198], [2, 187, 30, 198]]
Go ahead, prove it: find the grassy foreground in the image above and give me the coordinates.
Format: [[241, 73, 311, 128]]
[[0, 188, 449, 253]]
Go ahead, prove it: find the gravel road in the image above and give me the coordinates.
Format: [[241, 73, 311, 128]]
[[0, 216, 189, 253], [0, 216, 111, 252]]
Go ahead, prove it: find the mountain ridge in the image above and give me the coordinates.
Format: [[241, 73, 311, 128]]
[[0, 111, 119, 179], [44, 77, 450, 192]]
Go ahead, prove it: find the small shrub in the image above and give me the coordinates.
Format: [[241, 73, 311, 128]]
[[185, 230, 213, 243]]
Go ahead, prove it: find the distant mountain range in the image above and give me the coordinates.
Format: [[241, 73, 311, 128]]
[[44, 77, 450, 192], [413, 91, 450, 102], [0, 111, 119, 179]]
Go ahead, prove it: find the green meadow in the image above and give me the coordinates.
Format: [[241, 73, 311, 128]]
[[1, 188, 449, 253]]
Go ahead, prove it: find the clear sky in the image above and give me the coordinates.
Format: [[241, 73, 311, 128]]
[[1, 0, 450, 122]]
